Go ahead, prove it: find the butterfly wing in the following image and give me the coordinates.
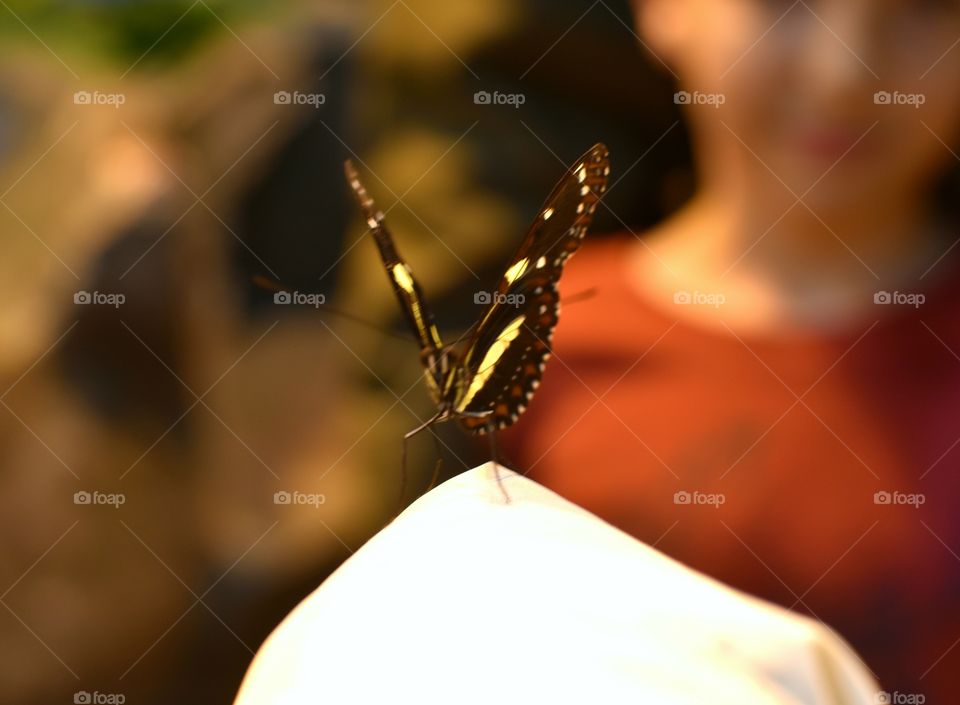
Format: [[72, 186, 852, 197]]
[[449, 143, 609, 432], [344, 160, 447, 396]]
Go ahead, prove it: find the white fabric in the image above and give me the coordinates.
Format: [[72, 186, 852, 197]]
[[234, 463, 879, 705]]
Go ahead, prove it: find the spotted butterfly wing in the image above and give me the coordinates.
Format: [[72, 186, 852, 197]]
[[344, 159, 449, 401], [448, 143, 609, 433], [344, 144, 609, 440]]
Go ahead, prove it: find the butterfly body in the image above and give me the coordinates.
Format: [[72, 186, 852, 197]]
[[344, 144, 609, 441]]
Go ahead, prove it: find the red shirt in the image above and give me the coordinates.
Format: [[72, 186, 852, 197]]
[[502, 234, 960, 701]]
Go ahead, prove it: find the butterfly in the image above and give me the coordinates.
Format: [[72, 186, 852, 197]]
[[344, 143, 609, 496]]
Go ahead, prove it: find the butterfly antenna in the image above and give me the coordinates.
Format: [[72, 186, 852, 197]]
[[560, 286, 598, 306], [251, 274, 416, 343]]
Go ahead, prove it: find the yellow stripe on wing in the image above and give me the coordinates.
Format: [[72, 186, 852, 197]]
[[455, 314, 525, 410]]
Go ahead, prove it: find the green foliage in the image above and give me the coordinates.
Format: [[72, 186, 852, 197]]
[[0, 0, 271, 67]]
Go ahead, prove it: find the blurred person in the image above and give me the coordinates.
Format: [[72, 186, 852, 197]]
[[503, 0, 960, 701]]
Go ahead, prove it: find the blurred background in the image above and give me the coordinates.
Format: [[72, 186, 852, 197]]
[[0, 1, 691, 702]]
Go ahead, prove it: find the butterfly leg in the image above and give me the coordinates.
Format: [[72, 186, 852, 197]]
[[401, 410, 443, 507], [486, 421, 511, 504], [423, 427, 444, 495]]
